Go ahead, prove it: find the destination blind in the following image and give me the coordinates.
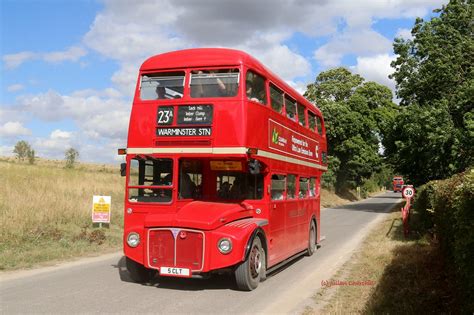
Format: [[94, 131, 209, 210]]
[[156, 127, 212, 136]]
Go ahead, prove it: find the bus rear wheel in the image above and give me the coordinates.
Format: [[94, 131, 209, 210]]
[[235, 237, 264, 291], [306, 221, 316, 256], [126, 257, 155, 283]]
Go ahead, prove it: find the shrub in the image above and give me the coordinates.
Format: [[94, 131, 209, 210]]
[[414, 169, 474, 311]]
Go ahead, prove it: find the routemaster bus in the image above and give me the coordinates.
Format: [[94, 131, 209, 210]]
[[392, 176, 404, 192], [119, 48, 327, 290]]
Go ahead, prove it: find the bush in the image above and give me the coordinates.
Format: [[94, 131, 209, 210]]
[[414, 169, 474, 312]]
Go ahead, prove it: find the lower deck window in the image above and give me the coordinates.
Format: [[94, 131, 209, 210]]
[[128, 157, 173, 203], [271, 174, 286, 200]]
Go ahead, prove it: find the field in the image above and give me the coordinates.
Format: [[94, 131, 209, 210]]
[[0, 157, 361, 271], [0, 157, 125, 270]]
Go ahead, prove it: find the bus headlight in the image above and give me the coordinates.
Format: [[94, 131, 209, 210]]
[[127, 232, 140, 248], [217, 238, 232, 254]]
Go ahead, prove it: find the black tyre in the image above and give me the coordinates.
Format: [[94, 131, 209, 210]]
[[126, 257, 155, 283], [306, 220, 316, 256], [235, 237, 264, 291]]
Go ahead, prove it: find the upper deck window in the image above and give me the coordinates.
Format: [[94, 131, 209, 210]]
[[297, 103, 306, 126], [308, 111, 316, 132], [270, 84, 284, 114], [140, 71, 185, 100], [285, 96, 297, 121], [190, 69, 239, 98], [316, 116, 323, 134], [246, 71, 267, 104]]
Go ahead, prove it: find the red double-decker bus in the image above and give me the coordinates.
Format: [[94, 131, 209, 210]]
[[119, 48, 327, 290]]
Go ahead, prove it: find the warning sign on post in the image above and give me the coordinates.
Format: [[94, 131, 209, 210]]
[[92, 196, 111, 223]]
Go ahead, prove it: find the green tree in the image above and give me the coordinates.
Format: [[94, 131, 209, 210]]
[[387, 0, 473, 184], [13, 140, 32, 161], [305, 68, 398, 192], [65, 148, 79, 168], [27, 149, 35, 165]]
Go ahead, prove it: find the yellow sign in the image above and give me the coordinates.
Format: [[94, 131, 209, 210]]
[[210, 161, 242, 171], [92, 195, 111, 223]]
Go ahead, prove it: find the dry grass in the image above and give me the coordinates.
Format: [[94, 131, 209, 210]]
[[305, 206, 459, 314], [0, 158, 125, 270]]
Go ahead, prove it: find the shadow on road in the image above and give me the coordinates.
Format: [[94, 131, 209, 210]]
[[113, 253, 305, 291], [112, 256, 238, 291]]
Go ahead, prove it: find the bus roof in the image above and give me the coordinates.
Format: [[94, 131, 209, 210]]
[[140, 48, 322, 115]]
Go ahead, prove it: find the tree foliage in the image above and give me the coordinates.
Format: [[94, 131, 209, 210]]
[[13, 140, 34, 163], [387, 0, 473, 184], [65, 148, 79, 168], [305, 68, 397, 192]]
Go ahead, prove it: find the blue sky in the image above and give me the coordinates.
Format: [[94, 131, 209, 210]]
[[1, 0, 446, 163]]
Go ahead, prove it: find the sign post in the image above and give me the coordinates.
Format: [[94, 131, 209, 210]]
[[92, 196, 111, 228], [401, 185, 415, 237]]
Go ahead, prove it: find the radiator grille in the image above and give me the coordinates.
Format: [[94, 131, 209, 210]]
[[148, 228, 204, 271]]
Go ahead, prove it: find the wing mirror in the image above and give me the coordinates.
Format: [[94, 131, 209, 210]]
[[120, 163, 127, 177]]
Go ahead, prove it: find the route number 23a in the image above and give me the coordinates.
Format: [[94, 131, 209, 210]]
[[157, 107, 173, 125]]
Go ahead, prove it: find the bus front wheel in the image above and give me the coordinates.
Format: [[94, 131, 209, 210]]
[[235, 237, 264, 291], [126, 257, 155, 283]]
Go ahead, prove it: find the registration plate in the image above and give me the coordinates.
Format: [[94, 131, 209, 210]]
[[160, 267, 191, 277]]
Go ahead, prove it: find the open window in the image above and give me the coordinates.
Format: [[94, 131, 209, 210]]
[[271, 174, 286, 200], [297, 103, 306, 126], [270, 84, 284, 114], [287, 174, 296, 199], [246, 71, 267, 104], [190, 69, 239, 98], [299, 177, 309, 198], [128, 157, 173, 203], [285, 96, 297, 121], [140, 72, 184, 100]]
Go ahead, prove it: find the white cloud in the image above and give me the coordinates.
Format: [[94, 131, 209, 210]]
[[314, 29, 392, 68], [395, 28, 413, 40], [3, 51, 37, 69], [43, 46, 87, 63], [7, 84, 25, 92], [351, 54, 396, 91], [50, 129, 72, 140], [0, 121, 32, 137], [2, 46, 87, 69], [0, 145, 14, 157]]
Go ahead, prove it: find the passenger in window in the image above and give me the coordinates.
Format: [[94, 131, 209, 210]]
[[218, 182, 231, 199], [246, 72, 265, 103], [199, 70, 228, 97], [229, 179, 242, 199], [156, 86, 166, 99], [271, 190, 284, 200], [180, 173, 196, 199]]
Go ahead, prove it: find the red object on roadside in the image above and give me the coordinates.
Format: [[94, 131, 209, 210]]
[[401, 185, 415, 237], [392, 176, 404, 192]]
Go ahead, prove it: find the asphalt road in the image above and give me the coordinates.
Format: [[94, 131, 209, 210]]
[[1, 191, 402, 314]]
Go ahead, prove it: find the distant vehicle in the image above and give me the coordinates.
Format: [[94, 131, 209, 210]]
[[392, 176, 404, 192], [118, 48, 327, 291]]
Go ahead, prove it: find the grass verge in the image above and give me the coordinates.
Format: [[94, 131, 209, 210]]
[[304, 204, 459, 314], [0, 159, 124, 270]]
